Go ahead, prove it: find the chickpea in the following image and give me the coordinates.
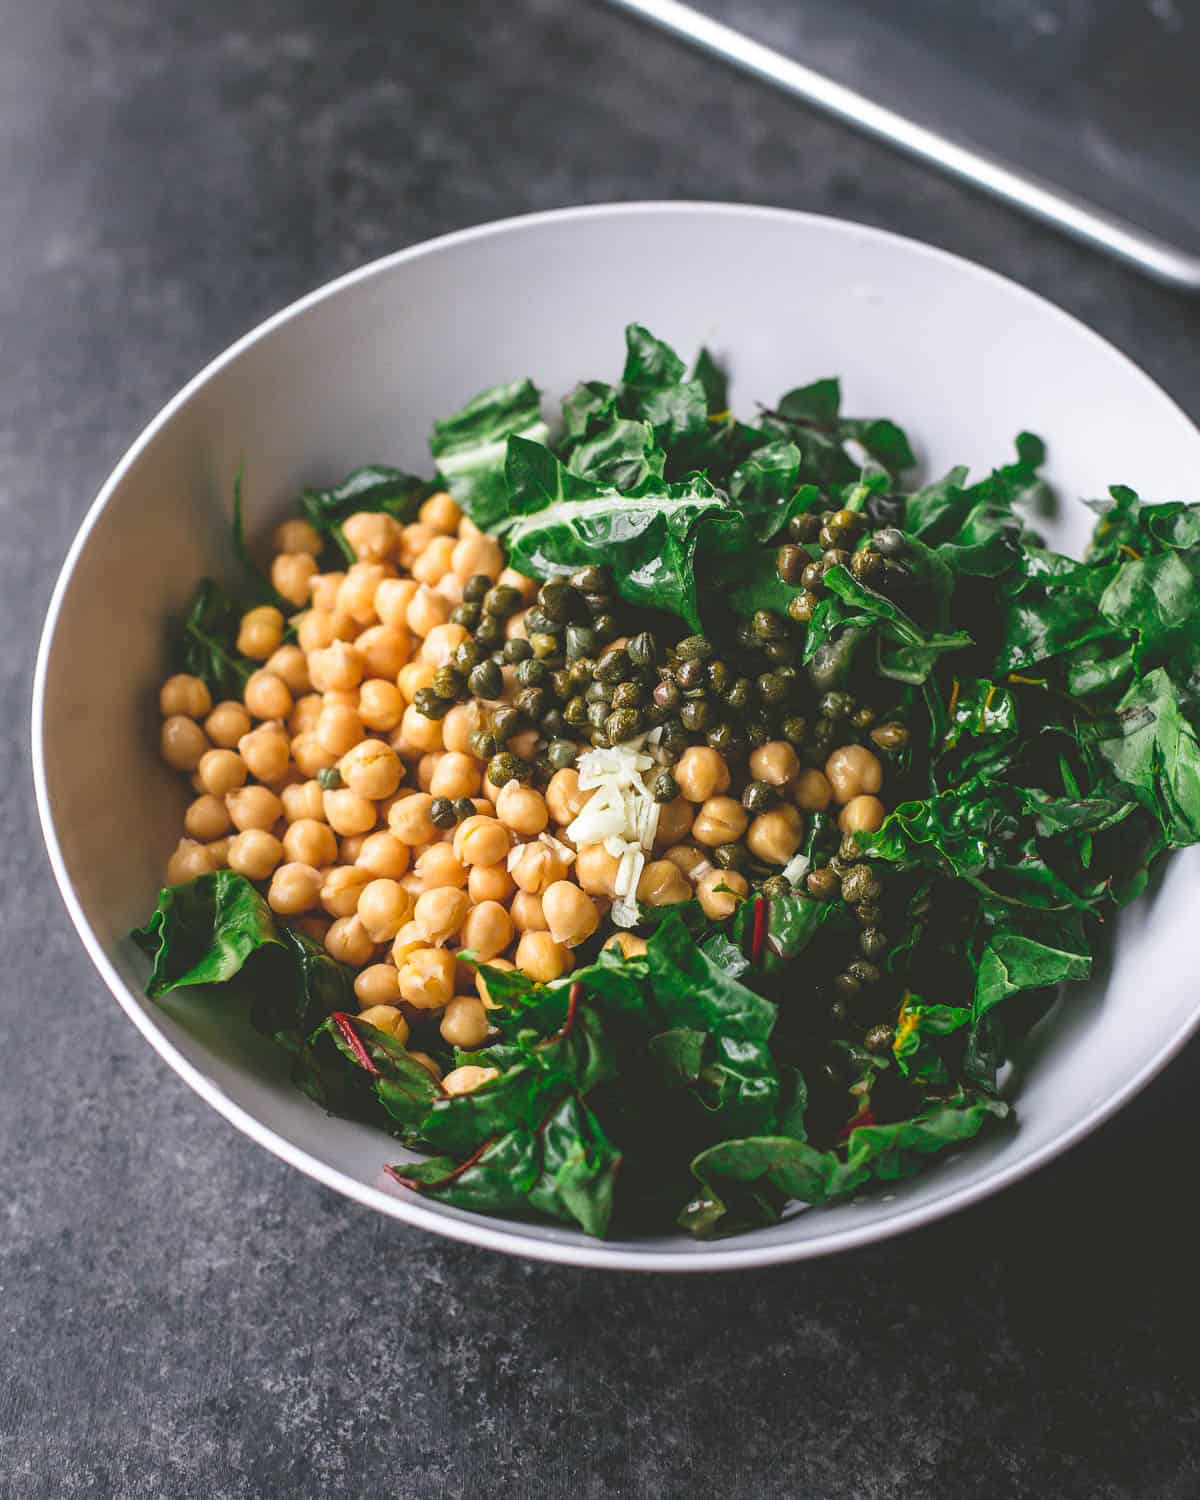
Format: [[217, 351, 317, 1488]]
[[295, 611, 334, 654], [453, 814, 510, 868], [281, 779, 327, 825], [236, 605, 284, 660], [197, 748, 247, 797], [291, 914, 330, 947], [508, 729, 540, 763], [357, 877, 415, 941], [354, 967, 404, 1010], [342, 511, 400, 563], [451, 532, 504, 583], [440, 995, 490, 1049], [414, 843, 467, 890], [746, 805, 805, 865], [794, 768, 834, 812], [243, 669, 293, 721], [389, 792, 438, 847], [498, 566, 537, 602], [474, 956, 515, 1007], [839, 795, 886, 834], [419, 490, 461, 533], [456, 901, 512, 962], [653, 797, 694, 848], [541, 881, 600, 947], [355, 623, 410, 679], [288, 694, 323, 736], [419, 622, 471, 668], [397, 701, 444, 754], [308, 640, 363, 694], [271, 552, 319, 607], [315, 703, 364, 757], [273, 517, 323, 557], [396, 660, 439, 706], [204, 700, 252, 748], [575, 844, 620, 897], [281, 818, 337, 867], [397, 945, 456, 1009], [440, 702, 483, 755], [696, 868, 749, 919], [228, 829, 283, 880], [604, 932, 648, 959], [161, 716, 210, 772], [323, 787, 378, 837], [356, 1002, 409, 1042], [674, 746, 730, 802], [309, 571, 345, 612], [825, 744, 883, 804], [357, 678, 405, 732], [267, 862, 323, 915], [411, 533, 457, 586], [412, 885, 468, 945], [184, 794, 230, 842], [508, 840, 567, 895], [226, 785, 284, 832], [205, 836, 232, 868], [290, 732, 337, 777], [390, 920, 427, 964], [160, 673, 212, 720], [238, 724, 290, 783], [692, 796, 749, 848], [636, 859, 692, 906], [511, 890, 548, 932], [356, 830, 411, 880], [750, 740, 800, 787], [425, 751, 478, 802], [266, 645, 311, 696], [468, 862, 514, 905], [403, 585, 450, 642], [340, 834, 368, 863], [319, 864, 373, 918], [325, 914, 376, 967], [664, 843, 712, 881], [505, 610, 528, 643], [166, 838, 216, 884], [374, 577, 418, 629], [496, 782, 549, 836], [546, 768, 592, 826], [515, 931, 570, 983], [442, 1064, 499, 1096], [339, 739, 402, 800]]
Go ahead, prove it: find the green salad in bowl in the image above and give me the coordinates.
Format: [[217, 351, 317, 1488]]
[[132, 321, 1200, 1240]]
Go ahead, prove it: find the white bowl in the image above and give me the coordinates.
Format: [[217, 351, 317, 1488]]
[[34, 203, 1200, 1271]]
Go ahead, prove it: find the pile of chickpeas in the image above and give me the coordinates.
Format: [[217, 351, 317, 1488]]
[[158, 491, 889, 1097]]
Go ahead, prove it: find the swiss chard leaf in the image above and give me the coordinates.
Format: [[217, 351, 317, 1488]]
[[175, 580, 255, 700], [430, 378, 549, 529], [132, 870, 282, 999]]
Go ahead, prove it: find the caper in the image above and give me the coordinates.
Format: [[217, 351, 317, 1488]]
[[735, 621, 759, 651], [831, 507, 863, 533], [537, 578, 571, 620], [742, 780, 776, 813], [713, 842, 747, 871], [680, 699, 711, 731], [474, 616, 505, 649], [653, 679, 681, 710], [491, 705, 524, 741], [452, 796, 476, 823], [468, 729, 498, 760], [467, 660, 503, 700], [628, 631, 658, 667], [675, 635, 715, 661], [514, 658, 548, 688], [840, 864, 882, 906], [529, 633, 560, 661], [564, 695, 588, 727], [808, 630, 862, 691], [488, 752, 526, 786], [859, 927, 888, 959], [451, 603, 482, 629], [454, 639, 484, 674], [756, 672, 789, 706], [849, 549, 884, 585], [570, 565, 607, 594], [541, 709, 568, 741], [567, 659, 593, 687], [547, 739, 578, 770], [833, 971, 862, 999], [723, 677, 752, 711], [707, 660, 732, 694], [412, 687, 451, 720], [606, 708, 641, 744], [515, 686, 548, 721], [848, 959, 881, 987], [706, 721, 738, 753], [760, 875, 791, 898], [651, 770, 679, 803], [429, 796, 457, 829], [564, 623, 597, 661], [590, 728, 612, 748], [524, 608, 560, 637], [481, 584, 521, 619], [660, 719, 688, 754], [864, 1024, 895, 1055], [871, 722, 910, 750], [851, 706, 877, 730], [838, 833, 864, 863], [463, 574, 492, 603], [874, 527, 907, 558], [596, 648, 631, 684], [787, 591, 818, 624], [753, 609, 788, 641], [586, 680, 613, 705], [503, 636, 534, 665], [776, 544, 807, 583], [763, 641, 796, 665], [820, 691, 855, 720], [827, 854, 850, 879], [818, 524, 847, 552], [612, 680, 643, 710], [855, 902, 883, 927], [806, 867, 841, 901], [675, 659, 706, 691], [746, 722, 770, 750], [787, 512, 821, 544], [432, 666, 464, 700], [587, 700, 609, 731], [800, 561, 826, 593], [316, 766, 344, 791], [549, 670, 572, 702], [822, 547, 851, 571], [591, 613, 618, 641], [781, 715, 808, 745]]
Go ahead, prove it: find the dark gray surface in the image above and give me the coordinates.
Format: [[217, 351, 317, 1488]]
[[4, 3, 1200, 1496]]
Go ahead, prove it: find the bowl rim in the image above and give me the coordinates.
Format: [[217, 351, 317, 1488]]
[[32, 199, 1200, 1271]]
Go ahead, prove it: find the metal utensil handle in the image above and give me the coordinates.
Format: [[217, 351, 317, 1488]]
[[604, 0, 1200, 293]]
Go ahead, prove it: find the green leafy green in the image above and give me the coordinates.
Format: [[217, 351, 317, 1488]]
[[175, 580, 255, 700], [430, 379, 548, 529]]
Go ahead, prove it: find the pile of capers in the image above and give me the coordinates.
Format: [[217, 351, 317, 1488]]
[[803, 833, 894, 1043], [777, 509, 911, 625]]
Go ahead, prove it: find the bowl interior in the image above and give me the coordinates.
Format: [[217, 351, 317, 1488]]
[[36, 204, 1200, 1268]]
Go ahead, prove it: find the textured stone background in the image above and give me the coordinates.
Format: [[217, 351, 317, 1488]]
[[4, 3, 1200, 1496]]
